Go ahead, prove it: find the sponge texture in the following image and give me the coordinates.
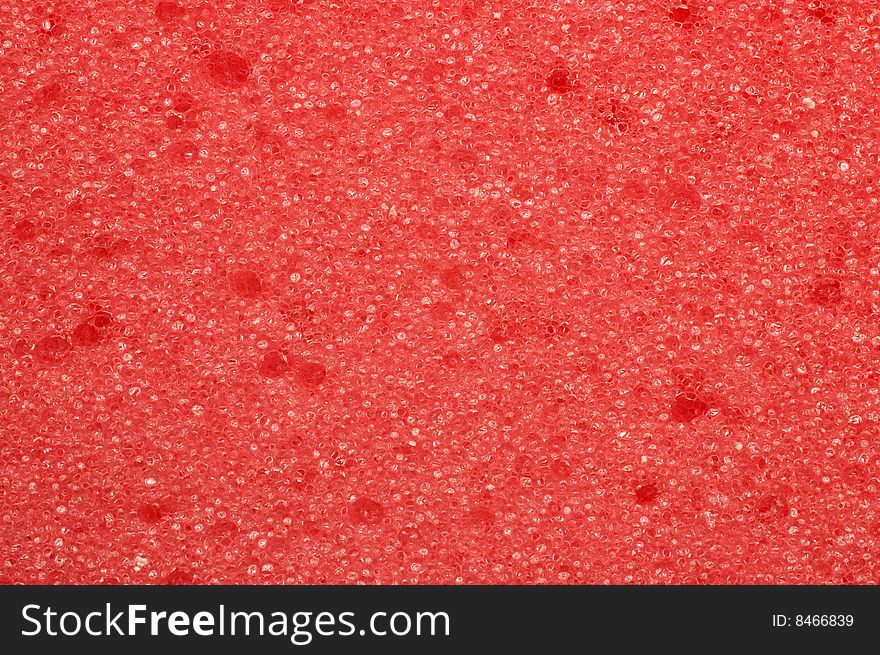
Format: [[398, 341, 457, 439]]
[[2, 1, 879, 584]]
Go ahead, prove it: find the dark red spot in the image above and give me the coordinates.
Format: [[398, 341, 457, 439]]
[[546, 68, 572, 94], [259, 350, 289, 377], [297, 361, 327, 387], [155, 1, 186, 23], [172, 92, 195, 112], [809, 277, 842, 306], [507, 229, 539, 250], [71, 322, 101, 347], [349, 497, 384, 524], [88, 246, 111, 260], [231, 269, 262, 298], [211, 519, 239, 535], [164, 568, 194, 585], [808, 2, 835, 24], [205, 51, 251, 88], [467, 507, 495, 526], [756, 494, 789, 519], [622, 179, 648, 200], [551, 460, 572, 478], [107, 32, 131, 49], [14, 220, 37, 240], [669, 6, 692, 23], [437, 266, 464, 290], [635, 483, 660, 504], [670, 392, 709, 423], [166, 114, 185, 129], [13, 339, 31, 356], [137, 503, 163, 523], [34, 82, 63, 108], [34, 334, 71, 362], [323, 103, 346, 121]]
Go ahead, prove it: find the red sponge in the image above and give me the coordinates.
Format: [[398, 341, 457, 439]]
[[2, 0, 878, 584]]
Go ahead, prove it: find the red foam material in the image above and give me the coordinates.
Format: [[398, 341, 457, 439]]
[[2, 1, 878, 584]]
